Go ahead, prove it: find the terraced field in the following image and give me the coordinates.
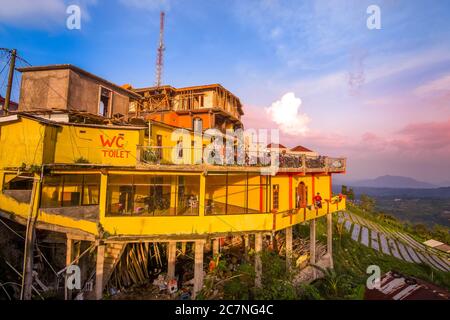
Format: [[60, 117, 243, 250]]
[[337, 212, 450, 272]]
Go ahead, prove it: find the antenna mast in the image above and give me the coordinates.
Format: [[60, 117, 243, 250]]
[[155, 11, 165, 87]]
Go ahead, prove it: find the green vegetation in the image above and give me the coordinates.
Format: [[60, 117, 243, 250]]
[[347, 199, 450, 244], [74, 157, 90, 164], [202, 201, 449, 300]]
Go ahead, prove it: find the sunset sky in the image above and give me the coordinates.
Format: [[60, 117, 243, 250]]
[[1, 0, 449, 184]]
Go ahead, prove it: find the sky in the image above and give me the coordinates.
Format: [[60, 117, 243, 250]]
[[0, 0, 450, 184]]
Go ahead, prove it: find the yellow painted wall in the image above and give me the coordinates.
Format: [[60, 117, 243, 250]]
[[0, 169, 345, 237], [54, 125, 144, 166], [0, 118, 52, 168]]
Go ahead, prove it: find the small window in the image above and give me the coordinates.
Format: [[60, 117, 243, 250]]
[[99, 87, 111, 117], [273, 184, 279, 210], [193, 118, 203, 132]]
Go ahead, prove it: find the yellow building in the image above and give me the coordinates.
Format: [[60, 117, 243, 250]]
[[0, 65, 346, 300]]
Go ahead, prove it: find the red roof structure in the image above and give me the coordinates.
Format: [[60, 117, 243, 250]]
[[291, 145, 313, 152], [266, 143, 287, 149]]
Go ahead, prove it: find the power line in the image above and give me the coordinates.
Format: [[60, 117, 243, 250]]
[[0, 55, 11, 77]]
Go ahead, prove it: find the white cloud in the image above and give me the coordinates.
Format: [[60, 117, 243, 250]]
[[265, 92, 310, 136], [0, 0, 96, 29], [0, 0, 65, 27]]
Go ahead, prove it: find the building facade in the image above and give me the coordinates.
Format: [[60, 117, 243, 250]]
[[0, 64, 346, 300]]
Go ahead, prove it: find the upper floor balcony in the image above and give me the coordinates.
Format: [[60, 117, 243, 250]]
[[136, 145, 346, 173]]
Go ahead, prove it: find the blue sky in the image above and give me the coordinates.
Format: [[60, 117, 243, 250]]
[[1, 0, 450, 183]]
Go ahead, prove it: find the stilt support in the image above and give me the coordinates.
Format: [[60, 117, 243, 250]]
[[65, 238, 73, 300], [327, 212, 334, 269], [167, 241, 177, 280], [285, 226, 293, 271], [193, 240, 205, 299], [95, 244, 105, 300], [255, 233, 263, 288]]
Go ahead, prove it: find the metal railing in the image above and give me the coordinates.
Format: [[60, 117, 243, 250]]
[[136, 146, 346, 172]]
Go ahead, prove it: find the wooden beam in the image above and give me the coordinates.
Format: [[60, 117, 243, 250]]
[[212, 238, 219, 257], [64, 238, 73, 300], [286, 226, 293, 271], [167, 241, 176, 280], [255, 233, 263, 288], [310, 219, 316, 265], [95, 244, 105, 300], [20, 174, 41, 300], [327, 212, 334, 269], [193, 240, 205, 299]]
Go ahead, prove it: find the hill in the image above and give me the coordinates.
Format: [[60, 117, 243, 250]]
[[352, 175, 437, 189]]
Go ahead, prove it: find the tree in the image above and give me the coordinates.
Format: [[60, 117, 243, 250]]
[[432, 225, 450, 244], [414, 223, 429, 237], [347, 188, 355, 200], [360, 194, 376, 212], [341, 185, 348, 195]]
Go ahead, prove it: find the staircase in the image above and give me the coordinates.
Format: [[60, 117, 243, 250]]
[[102, 242, 127, 291], [83, 242, 126, 300]]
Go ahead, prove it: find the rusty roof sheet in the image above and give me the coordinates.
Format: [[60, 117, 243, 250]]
[[364, 271, 449, 300]]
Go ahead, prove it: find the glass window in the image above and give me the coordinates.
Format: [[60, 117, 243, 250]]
[[205, 173, 266, 215], [41, 175, 100, 208], [106, 175, 199, 216]]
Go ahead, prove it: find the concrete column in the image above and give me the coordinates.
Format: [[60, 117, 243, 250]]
[[244, 235, 249, 258], [167, 241, 177, 280], [212, 239, 219, 257], [309, 219, 316, 265], [285, 226, 293, 271], [244, 235, 249, 249], [193, 240, 205, 299], [95, 244, 105, 300], [64, 238, 73, 300], [255, 233, 263, 288], [327, 212, 334, 269]]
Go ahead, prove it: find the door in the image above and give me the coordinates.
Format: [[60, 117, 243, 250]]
[[156, 134, 162, 160], [297, 182, 307, 208]]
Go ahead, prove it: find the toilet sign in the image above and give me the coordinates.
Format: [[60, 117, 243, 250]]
[[100, 134, 131, 159]]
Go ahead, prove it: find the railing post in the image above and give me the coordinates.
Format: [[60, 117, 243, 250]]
[[302, 155, 306, 174], [99, 172, 108, 225], [136, 145, 141, 165], [199, 173, 206, 217]]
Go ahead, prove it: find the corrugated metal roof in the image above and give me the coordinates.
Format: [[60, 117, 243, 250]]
[[364, 271, 449, 300]]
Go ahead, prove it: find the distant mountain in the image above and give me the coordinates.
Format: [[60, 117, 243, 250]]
[[439, 180, 450, 188], [351, 175, 437, 189], [332, 185, 450, 198]]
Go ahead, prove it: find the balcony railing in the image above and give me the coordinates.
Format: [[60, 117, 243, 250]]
[[136, 146, 346, 172]]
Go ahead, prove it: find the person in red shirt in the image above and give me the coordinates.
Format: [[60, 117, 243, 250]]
[[314, 192, 322, 209]]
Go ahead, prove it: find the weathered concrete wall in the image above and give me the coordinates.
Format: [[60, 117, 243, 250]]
[[111, 92, 129, 117], [67, 69, 100, 114], [19, 68, 132, 118], [19, 69, 70, 111]]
